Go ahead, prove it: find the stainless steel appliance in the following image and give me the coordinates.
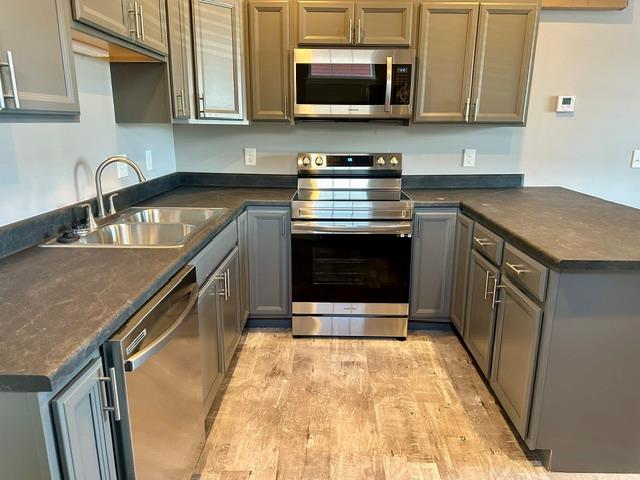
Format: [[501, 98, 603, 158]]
[[102, 265, 204, 479], [291, 153, 413, 338], [293, 49, 415, 120]]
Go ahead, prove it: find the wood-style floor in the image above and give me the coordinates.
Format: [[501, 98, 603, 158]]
[[194, 329, 639, 480]]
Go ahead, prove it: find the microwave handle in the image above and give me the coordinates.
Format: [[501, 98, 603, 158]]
[[384, 56, 393, 113]]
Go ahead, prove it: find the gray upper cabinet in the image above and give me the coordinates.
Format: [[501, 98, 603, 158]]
[[297, 1, 355, 45], [0, 0, 79, 115], [193, 0, 246, 120], [237, 211, 250, 327], [248, 0, 291, 121], [167, 0, 195, 118], [220, 248, 242, 368], [248, 208, 292, 317], [471, 3, 538, 124], [72, 0, 130, 37], [409, 210, 457, 320], [450, 213, 474, 335], [490, 278, 542, 438], [464, 249, 501, 377], [198, 269, 224, 414], [414, 2, 478, 123], [137, 0, 169, 53], [52, 358, 117, 480], [354, 1, 413, 46]]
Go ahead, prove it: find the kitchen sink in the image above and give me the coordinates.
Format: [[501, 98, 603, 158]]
[[118, 207, 226, 228]]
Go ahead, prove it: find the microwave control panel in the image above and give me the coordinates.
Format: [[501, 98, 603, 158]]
[[392, 65, 412, 105]]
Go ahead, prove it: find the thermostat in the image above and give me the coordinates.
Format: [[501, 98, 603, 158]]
[[556, 96, 576, 113]]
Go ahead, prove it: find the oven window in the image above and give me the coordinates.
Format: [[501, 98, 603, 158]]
[[295, 63, 387, 105], [292, 234, 411, 303]]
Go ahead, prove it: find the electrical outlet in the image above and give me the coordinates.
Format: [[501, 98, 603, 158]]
[[244, 148, 257, 166], [463, 149, 476, 167], [145, 150, 153, 171], [116, 154, 129, 178], [632, 150, 640, 169]]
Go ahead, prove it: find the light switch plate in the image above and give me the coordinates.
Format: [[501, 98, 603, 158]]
[[244, 148, 257, 166], [145, 150, 153, 171], [463, 149, 476, 167], [116, 154, 129, 178], [632, 150, 640, 169]]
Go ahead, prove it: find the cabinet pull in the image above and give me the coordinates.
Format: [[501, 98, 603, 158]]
[[473, 99, 479, 121], [176, 90, 185, 116], [215, 273, 227, 299], [473, 236, 492, 248], [384, 56, 393, 113], [129, 2, 141, 39], [199, 95, 206, 118], [99, 367, 122, 422], [357, 19, 362, 44], [506, 262, 532, 276], [483, 269, 490, 300], [283, 94, 288, 120], [349, 17, 354, 44], [281, 217, 286, 237], [138, 3, 145, 41], [225, 269, 231, 299], [488, 275, 501, 309], [464, 98, 470, 123], [0, 51, 20, 109]]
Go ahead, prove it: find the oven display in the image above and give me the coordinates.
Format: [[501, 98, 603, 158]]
[[326, 155, 373, 167]]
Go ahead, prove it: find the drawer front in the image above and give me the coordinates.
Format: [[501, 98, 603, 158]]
[[502, 243, 548, 302], [472, 223, 504, 265], [190, 219, 238, 285]]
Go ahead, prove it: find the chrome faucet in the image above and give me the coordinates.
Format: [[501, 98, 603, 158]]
[[95, 156, 146, 219]]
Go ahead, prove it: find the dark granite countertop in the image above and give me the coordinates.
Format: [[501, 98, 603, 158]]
[[1, 185, 640, 393]]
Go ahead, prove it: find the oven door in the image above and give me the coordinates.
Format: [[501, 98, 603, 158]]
[[291, 221, 412, 317], [294, 49, 414, 119]]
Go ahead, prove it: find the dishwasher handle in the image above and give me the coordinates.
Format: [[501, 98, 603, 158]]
[[124, 283, 199, 371]]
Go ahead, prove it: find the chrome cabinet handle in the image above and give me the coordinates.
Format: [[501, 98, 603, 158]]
[[225, 269, 231, 298], [138, 3, 145, 41], [357, 19, 362, 44], [488, 275, 502, 309], [506, 262, 532, 276], [0, 54, 5, 110], [199, 95, 206, 118], [473, 236, 493, 247], [283, 94, 288, 120], [215, 273, 226, 298], [464, 97, 471, 123], [473, 99, 479, 121], [282, 218, 286, 237], [107, 193, 119, 216], [99, 367, 122, 422], [483, 269, 490, 300], [384, 56, 393, 113], [129, 2, 141, 39], [349, 17, 353, 44], [0, 51, 20, 109]]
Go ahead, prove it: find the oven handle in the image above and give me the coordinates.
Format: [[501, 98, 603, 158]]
[[384, 56, 393, 113], [291, 221, 412, 235]]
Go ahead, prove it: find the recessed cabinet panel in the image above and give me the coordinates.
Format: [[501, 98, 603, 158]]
[[355, 2, 413, 46], [193, 0, 246, 119], [198, 272, 224, 412], [0, 0, 78, 114], [249, 1, 290, 120], [471, 3, 538, 124], [414, 3, 478, 122], [167, 0, 194, 118], [138, 0, 169, 53], [72, 0, 129, 37], [450, 213, 474, 335], [298, 1, 355, 45], [221, 251, 241, 368]]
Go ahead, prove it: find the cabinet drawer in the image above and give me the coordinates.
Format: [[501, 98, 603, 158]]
[[502, 243, 548, 302], [190, 219, 238, 285], [472, 223, 504, 265]]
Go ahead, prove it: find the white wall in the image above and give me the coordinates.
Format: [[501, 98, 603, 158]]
[[0, 55, 176, 227], [174, 6, 640, 208]]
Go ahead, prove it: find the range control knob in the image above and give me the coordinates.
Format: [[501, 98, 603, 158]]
[[315, 157, 324, 166], [377, 156, 386, 166], [302, 156, 311, 166], [389, 156, 399, 166]]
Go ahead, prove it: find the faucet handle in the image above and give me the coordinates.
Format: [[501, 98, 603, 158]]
[[80, 203, 98, 231], [108, 193, 120, 216]]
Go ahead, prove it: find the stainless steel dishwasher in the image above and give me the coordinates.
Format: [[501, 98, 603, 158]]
[[102, 265, 204, 480]]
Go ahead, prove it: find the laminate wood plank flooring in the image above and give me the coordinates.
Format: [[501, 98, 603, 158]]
[[194, 329, 640, 480]]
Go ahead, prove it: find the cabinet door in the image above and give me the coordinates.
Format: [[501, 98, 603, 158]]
[[237, 211, 250, 326], [193, 0, 246, 119], [464, 250, 500, 377], [409, 210, 457, 320], [0, 0, 79, 114], [72, 0, 129, 37], [167, 0, 194, 118], [355, 1, 413, 46], [297, 1, 355, 45], [414, 2, 478, 123], [248, 1, 290, 120], [471, 3, 538, 124], [490, 278, 542, 438], [450, 213, 474, 335], [198, 272, 224, 412], [138, 0, 169, 53], [248, 208, 291, 317], [52, 358, 117, 480], [220, 250, 242, 368]]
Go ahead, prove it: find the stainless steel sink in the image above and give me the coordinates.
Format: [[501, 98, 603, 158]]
[[118, 207, 226, 228], [76, 223, 197, 248]]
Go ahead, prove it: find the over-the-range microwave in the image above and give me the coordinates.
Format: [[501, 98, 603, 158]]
[[293, 48, 415, 121]]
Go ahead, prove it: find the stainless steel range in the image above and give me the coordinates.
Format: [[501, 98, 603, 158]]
[[291, 153, 413, 339]]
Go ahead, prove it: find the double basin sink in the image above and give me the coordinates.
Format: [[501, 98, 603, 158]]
[[45, 207, 227, 248]]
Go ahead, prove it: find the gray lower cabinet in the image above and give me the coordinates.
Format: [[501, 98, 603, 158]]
[[490, 277, 542, 438], [464, 249, 501, 377], [248, 208, 291, 317], [450, 213, 474, 334], [0, 0, 79, 115], [219, 248, 242, 368], [237, 211, 250, 327], [51, 358, 117, 480], [409, 210, 457, 320]]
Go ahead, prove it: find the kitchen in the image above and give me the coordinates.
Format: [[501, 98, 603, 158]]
[[1, 0, 640, 479]]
